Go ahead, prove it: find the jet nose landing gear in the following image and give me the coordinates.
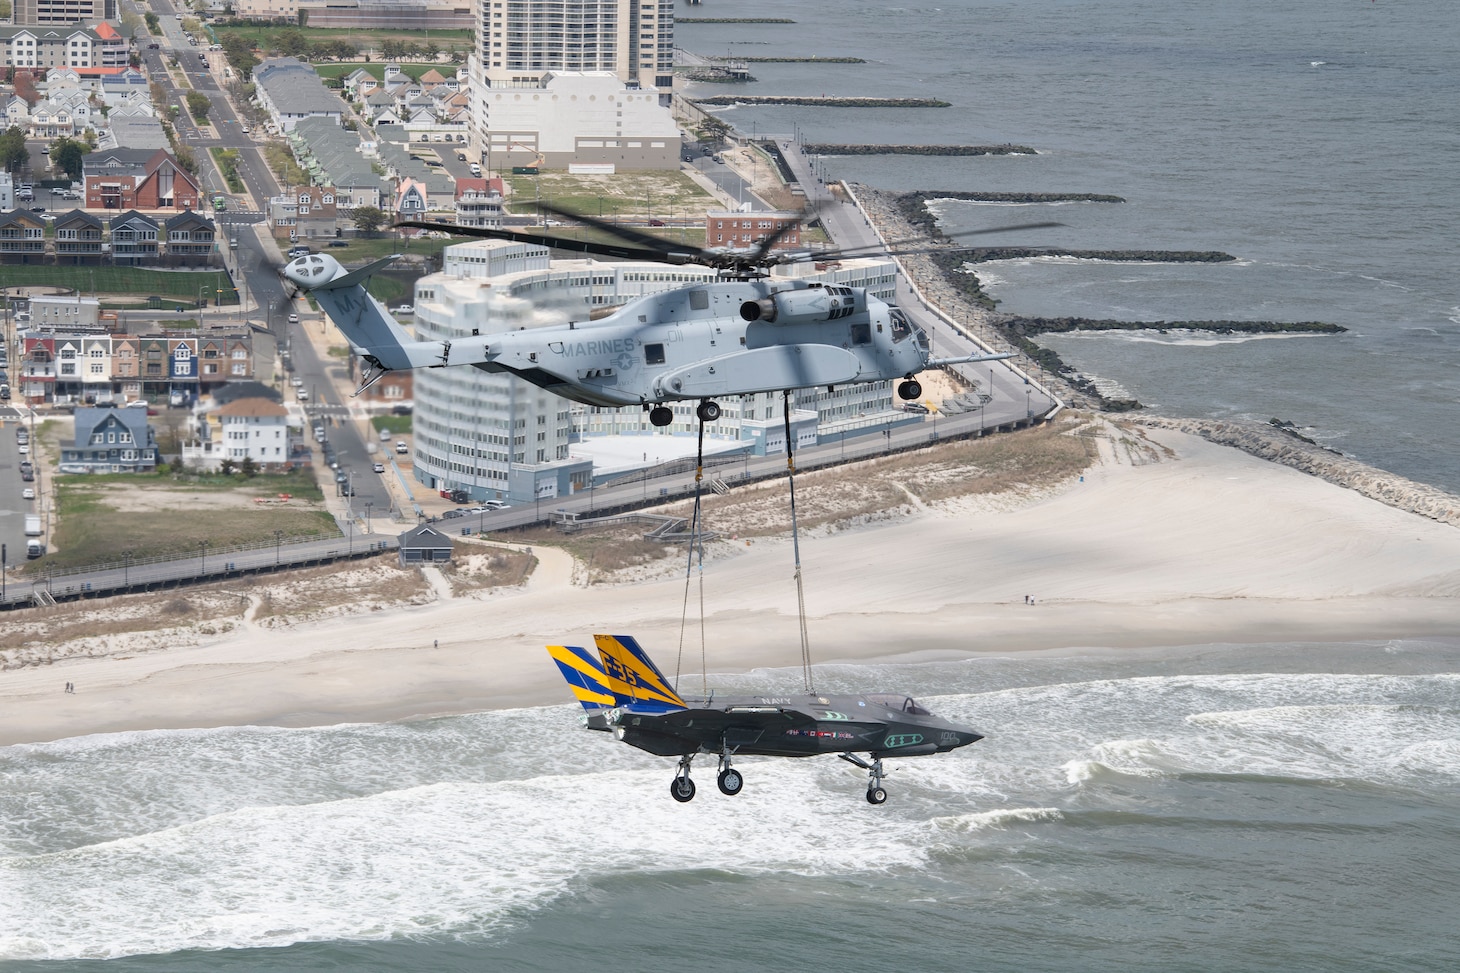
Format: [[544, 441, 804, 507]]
[[840, 752, 890, 805]]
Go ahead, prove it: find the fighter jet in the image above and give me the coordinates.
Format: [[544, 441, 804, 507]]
[[548, 635, 984, 805]]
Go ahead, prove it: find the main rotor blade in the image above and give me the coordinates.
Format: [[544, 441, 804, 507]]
[[753, 203, 818, 265], [827, 220, 1066, 260], [534, 202, 711, 260], [393, 220, 687, 264]]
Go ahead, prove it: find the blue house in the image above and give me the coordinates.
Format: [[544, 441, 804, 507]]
[[59, 406, 159, 474]]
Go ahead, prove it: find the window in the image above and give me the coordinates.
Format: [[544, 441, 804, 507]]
[[645, 343, 665, 365]]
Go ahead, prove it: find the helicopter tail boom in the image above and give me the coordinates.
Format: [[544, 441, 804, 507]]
[[284, 252, 444, 371]]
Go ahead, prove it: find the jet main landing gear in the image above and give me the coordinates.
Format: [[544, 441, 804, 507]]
[[670, 754, 696, 803], [717, 746, 743, 796]]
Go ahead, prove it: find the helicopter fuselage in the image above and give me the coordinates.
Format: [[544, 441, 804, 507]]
[[446, 278, 930, 408]]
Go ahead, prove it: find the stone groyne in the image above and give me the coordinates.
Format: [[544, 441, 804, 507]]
[[678, 18, 795, 23], [694, 96, 952, 108], [805, 144, 1037, 157], [727, 57, 866, 63], [1141, 417, 1460, 526], [1005, 317, 1346, 336], [963, 247, 1237, 264]]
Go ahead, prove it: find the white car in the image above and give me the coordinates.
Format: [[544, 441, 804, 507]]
[[372, 462, 386, 474], [17, 444, 27, 454], [392, 305, 414, 316], [296, 389, 310, 401], [288, 313, 299, 324], [22, 487, 35, 500]]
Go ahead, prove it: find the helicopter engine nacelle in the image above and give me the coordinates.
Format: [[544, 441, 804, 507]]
[[739, 285, 865, 325]]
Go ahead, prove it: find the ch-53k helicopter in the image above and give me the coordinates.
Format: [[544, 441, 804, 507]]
[[548, 635, 983, 805], [281, 205, 1055, 426]]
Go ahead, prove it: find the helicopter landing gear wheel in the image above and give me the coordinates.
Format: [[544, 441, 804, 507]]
[[898, 379, 922, 401], [696, 399, 721, 423], [649, 405, 674, 427], [717, 768, 743, 796], [866, 786, 888, 805]]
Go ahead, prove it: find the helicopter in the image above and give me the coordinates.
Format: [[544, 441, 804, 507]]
[[281, 206, 1054, 426], [548, 635, 983, 804]]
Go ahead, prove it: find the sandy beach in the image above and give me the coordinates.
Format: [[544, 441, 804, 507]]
[[4, 422, 1460, 746]]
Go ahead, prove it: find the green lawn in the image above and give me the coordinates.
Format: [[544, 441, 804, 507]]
[[6, 266, 237, 301]]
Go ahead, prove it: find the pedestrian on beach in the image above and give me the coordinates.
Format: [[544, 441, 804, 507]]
[[433, 639, 438, 649]]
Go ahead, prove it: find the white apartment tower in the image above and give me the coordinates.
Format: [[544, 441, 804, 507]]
[[479, 0, 675, 90]]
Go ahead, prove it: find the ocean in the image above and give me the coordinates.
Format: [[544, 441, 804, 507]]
[[689, 0, 1460, 493], [5, 641, 1460, 971], [6, 2, 1460, 969]]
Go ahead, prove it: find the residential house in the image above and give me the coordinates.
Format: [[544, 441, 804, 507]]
[[216, 396, 291, 469], [0, 210, 47, 265], [394, 176, 428, 219], [108, 210, 161, 265], [252, 57, 344, 133], [164, 210, 216, 266], [52, 209, 105, 264], [268, 185, 339, 241], [17, 335, 57, 403], [453, 178, 503, 229], [60, 407, 159, 474]]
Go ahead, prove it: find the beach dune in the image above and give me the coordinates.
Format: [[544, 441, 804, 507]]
[[5, 426, 1460, 746]]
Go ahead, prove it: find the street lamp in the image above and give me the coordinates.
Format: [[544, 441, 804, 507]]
[[123, 549, 132, 586], [198, 539, 207, 575], [364, 501, 372, 534], [273, 528, 283, 567]]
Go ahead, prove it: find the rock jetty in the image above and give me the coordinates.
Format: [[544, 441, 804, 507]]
[[694, 96, 951, 108], [804, 144, 1037, 156], [1004, 317, 1346, 335], [963, 248, 1236, 264]]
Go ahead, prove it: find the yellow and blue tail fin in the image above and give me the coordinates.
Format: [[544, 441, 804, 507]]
[[593, 634, 688, 713], [546, 644, 616, 715]]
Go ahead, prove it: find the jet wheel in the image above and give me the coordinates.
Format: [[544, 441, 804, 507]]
[[866, 786, 888, 805], [696, 400, 721, 423], [649, 406, 674, 427], [717, 768, 744, 796], [898, 380, 922, 401], [670, 775, 697, 803]]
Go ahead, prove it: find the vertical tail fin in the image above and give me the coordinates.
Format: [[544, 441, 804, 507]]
[[545, 644, 616, 714], [593, 634, 688, 713]]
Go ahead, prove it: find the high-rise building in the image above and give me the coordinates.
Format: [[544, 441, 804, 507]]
[[478, 0, 675, 90], [11, 0, 115, 26]]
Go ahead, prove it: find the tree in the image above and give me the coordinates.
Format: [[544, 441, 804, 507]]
[[352, 206, 387, 234], [219, 458, 237, 475], [238, 456, 259, 477], [49, 136, 90, 179], [0, 126, 27, 174], [186, 90, 211, 123]]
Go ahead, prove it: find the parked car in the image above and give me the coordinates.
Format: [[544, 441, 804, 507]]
[[395, 441, 409, 454], [296, 389, 309, 401], [22, 487, 35, 500], [287, 246, 309, 258], [372, 462, 385, 474], [392, 305, 414, 316], [328, 240, 349, 248], [379, 429, 393, 442], [287, 313, 299, 324]]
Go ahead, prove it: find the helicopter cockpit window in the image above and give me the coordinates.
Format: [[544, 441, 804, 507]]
[[645, 343, 666, 365], [888, 309, 913, 342], [851, 322, 871, 345], [689, 289, 709, 311]]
